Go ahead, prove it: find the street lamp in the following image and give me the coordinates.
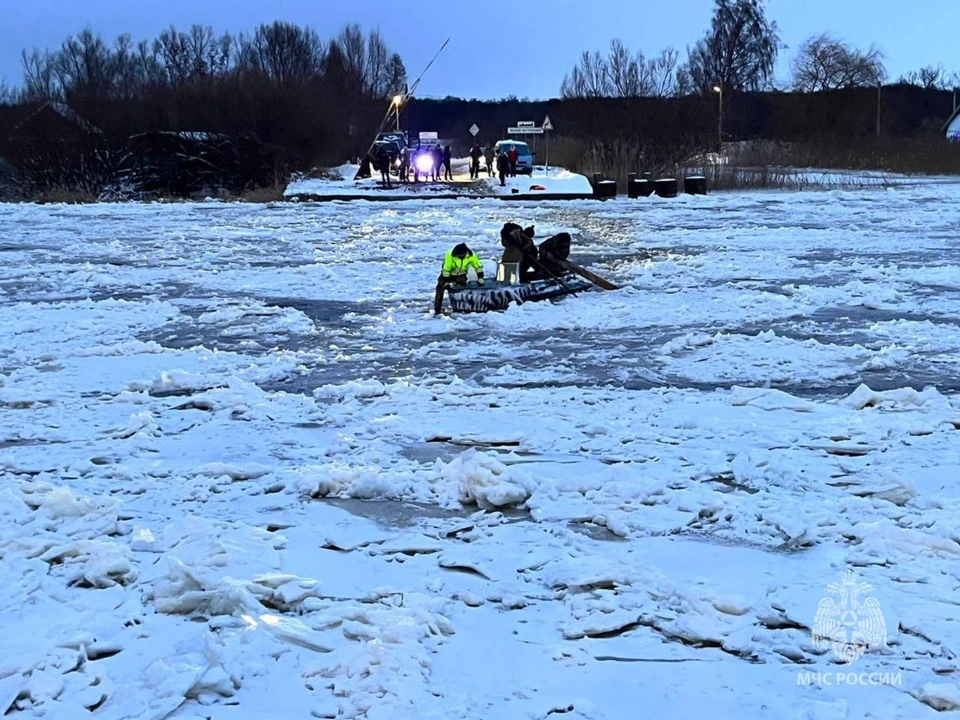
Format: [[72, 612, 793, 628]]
[[392, 94, 403, 131], [712, 85, 723, 152]]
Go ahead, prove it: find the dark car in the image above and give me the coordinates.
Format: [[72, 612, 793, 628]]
[[377, 131, 408, 153], [373, 137, 405, 173]]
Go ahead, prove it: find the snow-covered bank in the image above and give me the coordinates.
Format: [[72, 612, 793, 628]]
[[2, 184, 960, 718]]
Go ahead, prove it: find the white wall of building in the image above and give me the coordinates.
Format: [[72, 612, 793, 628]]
[[946, 112, 960, 139]]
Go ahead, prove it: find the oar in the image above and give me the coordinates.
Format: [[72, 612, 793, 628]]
[[556, 259, 620, 291], [527, 255, 578, 297]]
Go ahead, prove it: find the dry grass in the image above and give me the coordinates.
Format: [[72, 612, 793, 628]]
[[691, 139, 960, 191], [238, 184, 287, 202], [772, 138, 960, 175], [550, 134, 960, 193], [30, 187, 99, 204]]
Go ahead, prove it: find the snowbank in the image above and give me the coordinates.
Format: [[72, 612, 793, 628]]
[[284, 163, 593, 199]]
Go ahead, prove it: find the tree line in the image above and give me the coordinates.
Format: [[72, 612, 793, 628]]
[[561, 0, 959, 99], [2, 4, 958, 199], [18, 22, 406, 103], [3, 21, 407, 175]]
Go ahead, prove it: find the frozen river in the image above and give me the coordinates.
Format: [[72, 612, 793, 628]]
[[2, 187, 960, 718]]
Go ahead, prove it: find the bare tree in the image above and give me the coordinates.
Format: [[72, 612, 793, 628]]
[[649, 48, 681, 97], [155, 27, 192, 85], [385, 53, 407, 96], [918, 65, 944, 89], [561, 50, 611, 98], [55, 29, 117, 98], [325, 25, 404, 98], [898, 64, 953, 89], [674, 61, 695, 96], [687, 0, 781, 93], [112, 34, 143, 99], [0, 80, 18, 104], [607, 40, 639, 97], [151, 25, 231, 84], [561, 42, 683, 98], [791, 33, 885, 91], [134, 40, 166, 87], [335, 24, 368, 96], [21, 49, 60, 100], [322, 40, 350, 95], [237, 21, 324, 84], [365, 29, 391, 97], [183, 25, 231, 78]]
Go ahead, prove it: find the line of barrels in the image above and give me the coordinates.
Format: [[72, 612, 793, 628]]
[[591, 172, 707, 199]]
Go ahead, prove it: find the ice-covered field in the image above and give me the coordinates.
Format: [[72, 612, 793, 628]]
[[2, 186, 960, 719]]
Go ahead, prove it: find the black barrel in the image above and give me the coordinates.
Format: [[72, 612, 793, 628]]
[[637, 179, 654, 197], [594, 179, 617, 199], [684, 176, 707, 195], [627, 173, 639, 198], [654, 178, 678, 198]]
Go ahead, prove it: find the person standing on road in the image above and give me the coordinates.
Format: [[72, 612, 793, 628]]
[[443, 145, 453, 181], [377, 147, 392, 188], [399, 146, 410, 183], [497, 151, 509, 187], [469, 143, 482, 179], [484, 144, 495, 177], [411, 142, 422, 183], [433, 145, 443, 181], [508, 145, 518, 177]]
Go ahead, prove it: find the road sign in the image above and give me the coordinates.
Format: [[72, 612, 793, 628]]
[[419, 131, 438, 141], [517, 121, 536, 127], [543, 115, 553, 131], [469, 123, 480, 137], [507, 126, 544, 135]]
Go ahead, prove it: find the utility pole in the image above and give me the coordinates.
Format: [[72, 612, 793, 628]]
[[876, 83, 881, 137], [713, 85, 723, 152]]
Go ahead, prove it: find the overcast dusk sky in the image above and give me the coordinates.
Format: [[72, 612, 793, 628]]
[[2, 0, 956, 98]]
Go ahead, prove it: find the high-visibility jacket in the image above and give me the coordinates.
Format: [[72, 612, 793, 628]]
[[442, 249, 484, 278]]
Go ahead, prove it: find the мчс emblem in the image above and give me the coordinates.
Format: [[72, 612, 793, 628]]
[[812, 570, 887, 664]]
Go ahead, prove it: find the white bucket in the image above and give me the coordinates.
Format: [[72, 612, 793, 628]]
[[497, 262, 520, 284]]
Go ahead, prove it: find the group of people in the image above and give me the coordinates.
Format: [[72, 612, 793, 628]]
[[468, 144, 520, 185], [433, 222, 569, 314], [373, 141, 521, 188], [374, 143, 453, 187]]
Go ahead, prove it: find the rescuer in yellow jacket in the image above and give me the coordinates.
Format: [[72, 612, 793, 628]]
[[434, 243, 485, 314]]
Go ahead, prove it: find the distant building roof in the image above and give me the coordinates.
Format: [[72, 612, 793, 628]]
[[0, 101, 100, 139], [44, 101, 101, 134], [0, 102, 47, 136]]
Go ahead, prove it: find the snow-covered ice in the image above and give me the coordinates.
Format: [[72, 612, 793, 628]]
[[2, 184, 960, 718]]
